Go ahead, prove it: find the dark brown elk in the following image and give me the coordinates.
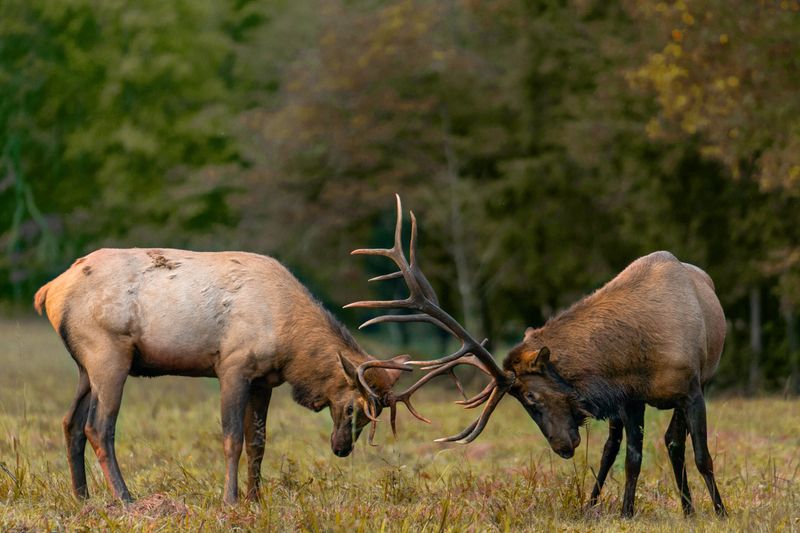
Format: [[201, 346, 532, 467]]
[[34, 248, 407, 504], [348, 196, 726, 518]]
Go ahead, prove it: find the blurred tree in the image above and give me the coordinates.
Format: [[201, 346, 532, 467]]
[[628, 0, 800, 392], [629, 0, 800, 192], [0, 0, 269, 300], [239, 0, 528, 341]]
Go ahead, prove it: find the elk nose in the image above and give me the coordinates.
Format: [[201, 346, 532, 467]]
[[333, 445, 352, 458], [572, 433, 581, 449], [556, 446, 574, 459]]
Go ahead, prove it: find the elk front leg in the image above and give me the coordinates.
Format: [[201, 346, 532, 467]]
[[684, 385, 726, 517], [219, 373, 249, 505], [665, 408, 693, 516], [63, 367, 91, 499], [621, 402, 645, 518], [244, 378, 272, 501], [84, 360, 132, 503], [589, 417, 623, 506]]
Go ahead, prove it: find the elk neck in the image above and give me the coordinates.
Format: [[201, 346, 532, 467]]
[[527, 298, 650, 420], [277, 296, 372, 411]]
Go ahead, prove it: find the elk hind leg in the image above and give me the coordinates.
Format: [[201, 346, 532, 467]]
[[684, 385, 726, 517], [664, 408, 693, 515], [63, 367, 91, 499], [244, 379, 272, 501], [84, 351, 133, 503], [589, 417, 623, 506]]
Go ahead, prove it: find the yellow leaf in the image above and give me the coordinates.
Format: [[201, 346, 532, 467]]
[[666, 43, 683, 58]]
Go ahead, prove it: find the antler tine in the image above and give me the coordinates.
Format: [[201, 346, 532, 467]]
[[456, 379, 495, 408], [433, 417, 480, 443], [456, 387, 506, 443], [393, 193, 404, 255], [368, 271, 404, 282], [434, 385, 506, 444], [406, 342, 491, 372], [367, 419, 378, 446], [344, 298, 412, 310], [357, 313, 454, 334]]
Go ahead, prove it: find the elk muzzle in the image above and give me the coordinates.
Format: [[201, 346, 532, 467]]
[[547, 428, 581, 459], [551, 431, 581, 459], [330, 425, 355, 457], [330, 409, 363, 457]]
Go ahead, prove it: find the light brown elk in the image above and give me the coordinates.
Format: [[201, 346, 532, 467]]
[[348, 196, 726, 518], [34, 248, 409, 504]]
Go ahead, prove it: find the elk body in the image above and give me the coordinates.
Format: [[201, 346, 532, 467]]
[[503, 251, 726, 517], [34, 248, 403, 504], [347, 197, 726, 519]]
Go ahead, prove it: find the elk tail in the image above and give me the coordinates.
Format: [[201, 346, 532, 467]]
[[34, 281, 52, 315]]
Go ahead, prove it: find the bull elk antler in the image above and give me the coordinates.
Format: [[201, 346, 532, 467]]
[[345, 194, 515, 444]]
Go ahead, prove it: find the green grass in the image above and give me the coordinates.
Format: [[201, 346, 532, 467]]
[[1, 320, 798, 531]]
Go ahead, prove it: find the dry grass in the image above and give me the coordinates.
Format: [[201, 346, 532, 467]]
[[0, 320, 798, 531]]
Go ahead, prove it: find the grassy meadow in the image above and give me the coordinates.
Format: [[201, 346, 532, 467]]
[[0, 320, 798, 531]]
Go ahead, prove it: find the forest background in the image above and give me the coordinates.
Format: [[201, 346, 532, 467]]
[[2, 0, 799, 393]]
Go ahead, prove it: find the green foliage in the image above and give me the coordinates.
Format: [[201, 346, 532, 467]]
[[0, 0, 267, 296], [1, 0, 799, 390]]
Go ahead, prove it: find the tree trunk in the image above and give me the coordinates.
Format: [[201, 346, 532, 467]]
[[748, 286, 762, 395], [782, 296, 798, 396], [442, 111, 484, 342], [448, 189, 483, 340]]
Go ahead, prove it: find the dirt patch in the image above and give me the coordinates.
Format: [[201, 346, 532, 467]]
[[124, 493, 190, 519], [79, 493, 189, 521]]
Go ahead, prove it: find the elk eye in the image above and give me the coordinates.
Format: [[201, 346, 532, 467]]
[[346, 404, 354, 416], [524, 392, 537, 405]]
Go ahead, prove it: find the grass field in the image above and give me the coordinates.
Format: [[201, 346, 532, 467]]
[[0, 320, 798, 531]]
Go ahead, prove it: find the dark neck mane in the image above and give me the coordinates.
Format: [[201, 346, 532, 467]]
[[281, 292, 370, 412], [540, 361, 626, 421], [528, 296, 641, 421]]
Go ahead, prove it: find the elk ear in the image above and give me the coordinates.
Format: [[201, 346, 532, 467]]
[[337, 352, 359, 387], [524, 327, 536, 340], [536, 346, 551, 366], [519, 346, 551, 373]]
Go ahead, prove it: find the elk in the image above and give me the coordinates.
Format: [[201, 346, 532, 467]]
[[348, 196, 726, 518], [34, 248, 409, 504]]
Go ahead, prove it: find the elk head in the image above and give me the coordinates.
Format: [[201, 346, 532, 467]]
[[330, 352, 409, 456], [346, 195, 517, 444], [503, 342, 584, 458]]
